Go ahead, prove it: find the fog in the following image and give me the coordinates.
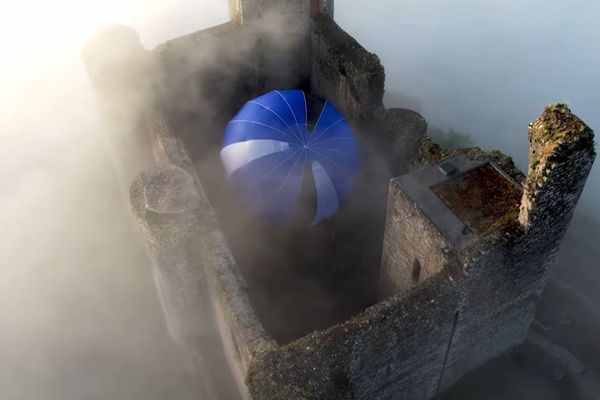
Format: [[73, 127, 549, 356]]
[[336, 0, 600, 213], [1, 0, 599, 399], [0, 1, 228, 399]]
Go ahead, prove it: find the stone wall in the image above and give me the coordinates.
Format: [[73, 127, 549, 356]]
[[440, 210, 582, 390], [310, 13, 385, 123], [231, 0, 309, 25], [308, 0, 334, 17], [440, 234, 543, 389], [322, 0, 334, 17], [519, 104, 596, 238], [379, 183, 451, 299], [244, 211, 575, 399], [153, 22, 258, 161], [154, 6, 311, 162], [131, 107, 277, 399], [247, 270, 462, 400]]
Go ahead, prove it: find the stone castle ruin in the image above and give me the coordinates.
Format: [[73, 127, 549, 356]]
[[83, 1, 596, 399]]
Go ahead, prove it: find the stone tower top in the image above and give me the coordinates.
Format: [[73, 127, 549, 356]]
[[519, 104, 595, 232]]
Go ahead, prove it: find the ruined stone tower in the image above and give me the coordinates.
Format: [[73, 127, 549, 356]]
[[378, 104, 595, 394], [84, 1, 595, 399]]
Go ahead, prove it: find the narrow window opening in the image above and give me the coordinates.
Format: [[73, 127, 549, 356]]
[[412, 259, 422, 284]]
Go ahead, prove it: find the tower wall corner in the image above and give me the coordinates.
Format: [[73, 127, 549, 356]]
[[379, 180, 452, 299]]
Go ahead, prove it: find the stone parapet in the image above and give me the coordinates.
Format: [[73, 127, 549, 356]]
[[311, 13, 385, 123]]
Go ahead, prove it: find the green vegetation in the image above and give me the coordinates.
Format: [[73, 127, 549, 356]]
[[428, 126, 476, 149], [532, 103, 591, 145], [529, 159, 540, 170]]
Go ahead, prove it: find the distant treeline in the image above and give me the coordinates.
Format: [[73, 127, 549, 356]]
[[428, 126, 476, 149]]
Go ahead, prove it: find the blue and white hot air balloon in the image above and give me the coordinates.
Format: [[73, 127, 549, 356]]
[[221, 90, 358, 225]]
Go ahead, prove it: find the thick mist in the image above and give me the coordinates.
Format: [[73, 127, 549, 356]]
[[336, 0, 600, 213], [0, 1, 228, 399]]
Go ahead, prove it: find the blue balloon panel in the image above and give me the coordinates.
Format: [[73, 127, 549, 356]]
[[221, 90, 358, 225]]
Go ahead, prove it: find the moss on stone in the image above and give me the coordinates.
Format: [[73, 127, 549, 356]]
[[418, 138, 525, 184], [531, 103, 590, 145], [524, 104, 595, 198], [529, 159, 540, 170]]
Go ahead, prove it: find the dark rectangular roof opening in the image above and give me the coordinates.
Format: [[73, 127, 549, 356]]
[[433, 163, 522, 235]]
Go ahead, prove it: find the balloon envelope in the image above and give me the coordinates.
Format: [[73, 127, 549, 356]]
[[221, 90, 358, 225]]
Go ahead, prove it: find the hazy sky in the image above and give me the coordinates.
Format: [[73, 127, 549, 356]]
[[335, 0, 600, 212], [0, 1, 598, 399]]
